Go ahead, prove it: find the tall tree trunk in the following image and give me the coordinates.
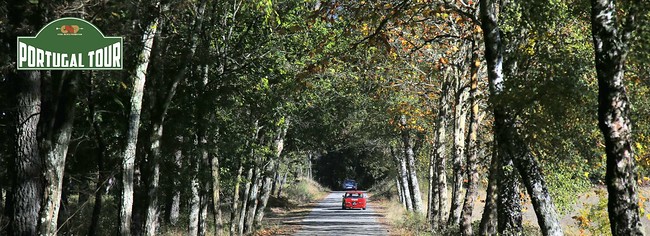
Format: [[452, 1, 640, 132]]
[[254, 119, 289, 227], [38, 72, 79, 236], [88, 75, 107, 236], [428, 149, 440, 226], [514, 147, 563, 236], [142, 1, 207, 234], [143, 122, 163, 236], [589, 0, 643, 235], [460, 45, 480, 236], [238, 168, 253, 236], [277, 171, 288, 197], [496, 150, 522, 235], [167, 136, 183, 226], [119, 13, 160, 236], [396, 177, 405, 205], [200, 192, 209, 236], [479, 0, 517, 233], [189, 155, 201, 236], [189, 133, 201, 235], [479, 145, 499, 236], [211, 151, 223, 236], [11, 70, 43, 236], [5, 1, 44, 234], [392, 146, 413, 211], [244, 166, 261, 234], [400, 115, 424, 214], [479, 0, 563, 234], [434, 82, 450, 225], [449, 77, 469, 226], [230, 164, 243, 236]]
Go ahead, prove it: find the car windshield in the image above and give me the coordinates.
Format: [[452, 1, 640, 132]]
[[346, 193, 362, 198]]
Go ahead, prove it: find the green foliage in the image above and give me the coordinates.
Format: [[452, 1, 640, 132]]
[[573, 189, 611, 236], [545, 162, 591, 214]]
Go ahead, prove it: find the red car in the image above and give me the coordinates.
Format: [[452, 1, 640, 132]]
[[341, 191, 367, 210]]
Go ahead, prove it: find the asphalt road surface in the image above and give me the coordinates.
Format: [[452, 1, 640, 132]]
[[292, 191, 388, 236]]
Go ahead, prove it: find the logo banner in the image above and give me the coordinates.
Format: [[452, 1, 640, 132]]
[[17, 17, 123, 70]]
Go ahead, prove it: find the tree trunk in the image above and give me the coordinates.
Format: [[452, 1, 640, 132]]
[[4, 1, 44, 234], [254, 119, 288, 226], [142, 1, 207, 234], [200, 192, 209, 236], [38, 72, 79, 236], [11, 70, 43, 236], [392, 146, 413, 211], [254, 161, 274, 227], [277, 171, 288, 197], [120, 13, 160, 236], [211, 152, 223, 236], [238, 168, 253, 236], [189, 171, 201, 236], [461, 45, 480, 236], [189, 137, 201, 236], [167, 136, 183, 226], [244, 166, 261, 234], [143, 122, 163, 236], [400, 115, 424, 214], [449, 77, 469, 226], [496, 151, 522, 235], [229, 164, 243, 236], [427, 149, 439, 226], [396, 177, 404, 205], [88, 75, 107, 236], [434, 83, 450, 225], [478, 0, 563, 234], [479, 145, 499, 236], [589, 0, 643, 235], [514, 148, 563, 236]]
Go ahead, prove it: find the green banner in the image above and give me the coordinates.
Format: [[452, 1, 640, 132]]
[[17, 17, 123, 70]]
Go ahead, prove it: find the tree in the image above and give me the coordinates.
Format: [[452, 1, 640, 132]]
[[589, 0, 644, 234]]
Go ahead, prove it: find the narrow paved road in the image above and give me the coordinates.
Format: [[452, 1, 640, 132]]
[[291, 191, 388, 236]]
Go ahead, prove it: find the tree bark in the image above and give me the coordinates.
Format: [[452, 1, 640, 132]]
[[88, 75, 107, 236], [119, 12, 160, 236], [427, 149, 439, 226], [211, 151, 223, 236], [238, 168, 253, 236], [392, 146, 413, 211], [589, 0, 643, 235], [254, 118, 289, 227], [449, 76, 469, 226], [479, 148, 499, 236], [142, 1, 207, 234], [400, 115, 425, 214], [189, 149, 201, 236], [167, 136, 183, 226], [434, 82, 450, 225], [396, 177, 404, 205], [244, 166, 261, 234], [277, 170, 288, 197], [461, 45, 480, 236], [478, 0, 564, 234], [230, 164, 243, 236], [143, 122, 163, 236], [38, 72, 79, 236], [10, 70, 43, 236], [5, 1, 44, 235]]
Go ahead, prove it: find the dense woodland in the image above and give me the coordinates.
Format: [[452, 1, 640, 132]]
[[1, 0, 650, 235]]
